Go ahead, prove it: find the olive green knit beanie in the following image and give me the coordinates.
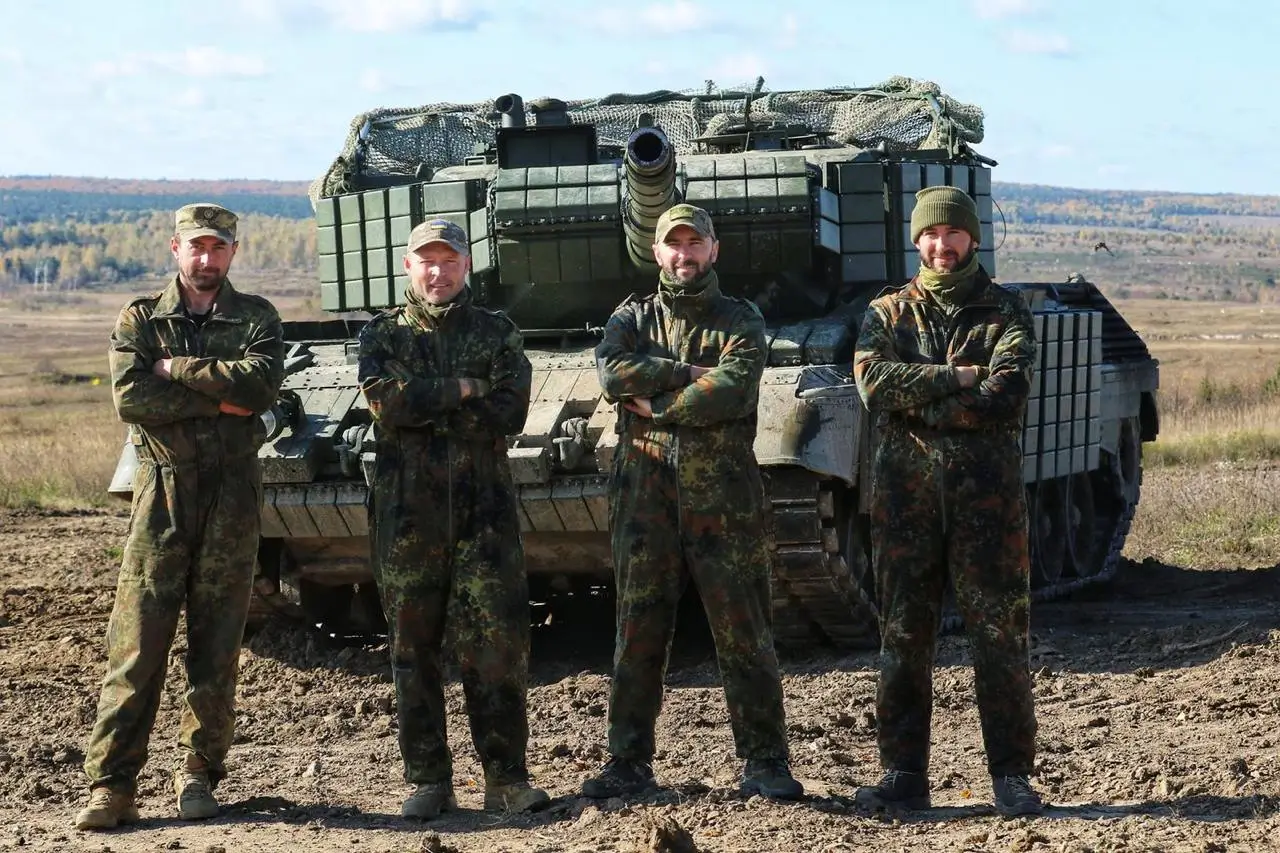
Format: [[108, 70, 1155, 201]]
[[909, 185, 981, 244]]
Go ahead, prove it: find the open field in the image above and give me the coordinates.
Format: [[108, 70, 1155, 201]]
[[1114, 300, 1280, 465]]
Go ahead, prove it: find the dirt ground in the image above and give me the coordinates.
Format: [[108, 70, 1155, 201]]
[[1, 504, 1278, 853]]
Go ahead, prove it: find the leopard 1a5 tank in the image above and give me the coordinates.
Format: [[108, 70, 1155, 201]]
[[112, 77, 1159, 647]]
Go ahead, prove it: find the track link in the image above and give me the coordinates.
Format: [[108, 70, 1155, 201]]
[[764, 468, 880, 649]]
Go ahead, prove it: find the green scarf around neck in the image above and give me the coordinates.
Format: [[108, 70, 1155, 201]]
[[916, 252, 981, 305], [405, 283, 471, 326], [659, 266, 718, 298]]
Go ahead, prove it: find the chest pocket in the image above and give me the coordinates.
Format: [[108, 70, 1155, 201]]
[[200, 320, 251, 361], [951, 320, 1005, 364]]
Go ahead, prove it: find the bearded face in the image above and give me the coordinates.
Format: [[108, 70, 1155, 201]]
[[172, 235, 237, 292], [653, 225, 719, 283], [915, 225, 978, 273]]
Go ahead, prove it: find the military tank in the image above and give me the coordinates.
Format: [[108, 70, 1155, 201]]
[[109, 78, 1160, 648]]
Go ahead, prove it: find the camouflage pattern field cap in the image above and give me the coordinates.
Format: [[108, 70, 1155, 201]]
[[175, 203, 237, 244], [654, 203, 716, 243], [407, 218, 469, 255]]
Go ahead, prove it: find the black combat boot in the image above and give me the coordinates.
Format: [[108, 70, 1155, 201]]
[[740, 758, 804, 800], [992, 775, 1044, 816], [581, 756, 656, 798], [854, 769, 931, 809]]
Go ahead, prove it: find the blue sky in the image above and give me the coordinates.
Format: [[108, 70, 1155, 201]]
[[0, 0, 1274, 194]]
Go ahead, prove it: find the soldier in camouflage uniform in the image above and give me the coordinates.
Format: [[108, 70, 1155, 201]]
[[852, 186, 1043, 817], [357, 218, 548, 820], [581, 204, 802, 802], [76, 204, 285, 831]]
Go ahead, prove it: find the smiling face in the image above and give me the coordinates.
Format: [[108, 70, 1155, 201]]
[[404, 241, 470, 304], [915, 224, 978, 273], [653, 224, 719, 284], [171, 234, 237, 292]]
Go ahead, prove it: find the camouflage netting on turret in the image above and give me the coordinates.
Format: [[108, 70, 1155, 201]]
[[309, 76, 984, 206]]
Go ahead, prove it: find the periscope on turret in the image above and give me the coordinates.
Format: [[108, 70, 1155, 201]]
[[106, 79, 1160, 647]]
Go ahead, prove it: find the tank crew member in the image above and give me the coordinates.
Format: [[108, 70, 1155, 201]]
[[583, 203, 803, 802], [853, 186, 1043, 816], [357, 218, 548, 820], [76, 204, 285, 830]]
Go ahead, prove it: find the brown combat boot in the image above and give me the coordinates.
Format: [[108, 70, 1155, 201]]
[[175, 771, 219, 820], [401, 782, 457, 820], [75, 787, 140, 830], [483, 780, 550, 812]]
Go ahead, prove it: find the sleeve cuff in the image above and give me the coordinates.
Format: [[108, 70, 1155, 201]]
[[670, 362, 691, 389], [169, 355, 196, 383]]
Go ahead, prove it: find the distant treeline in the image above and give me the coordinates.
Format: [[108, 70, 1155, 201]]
[[996, 182, 1280, 230], [3, 176, 1280, 292], [1, 211, 315, 289], [1, 189, 313, 224]]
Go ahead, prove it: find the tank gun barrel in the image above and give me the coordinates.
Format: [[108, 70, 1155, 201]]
[[622, 126, 676, 270], [495, 93, 526, 129]]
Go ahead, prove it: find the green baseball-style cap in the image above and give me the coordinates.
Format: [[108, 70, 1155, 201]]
[[654, 203, 716, 243], [407, 218, 469, 255], [174, 203, 238, 244]]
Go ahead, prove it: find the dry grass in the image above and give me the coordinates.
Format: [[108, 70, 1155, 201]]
[[1125, 464, 1280, 569], [0, 380, 123, 508], [1112, 298, 1280, 465]]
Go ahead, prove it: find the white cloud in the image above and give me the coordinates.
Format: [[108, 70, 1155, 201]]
[[236, 0, 311, 25], [237, 0, 483, 32], [360, 68, 388, 93], [176, 87, 208, 108], [1004, 29, 1073, 56], [972, 0, 1040, 19], [1042, 143, 1074, 159], [327, 0, 480, 32], [90, 47, 268, 80], [638, 0, 708, 33], [166, 47, 269, 77]]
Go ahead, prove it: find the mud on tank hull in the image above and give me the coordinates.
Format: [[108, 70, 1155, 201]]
[[106, 276, 1157, 649]]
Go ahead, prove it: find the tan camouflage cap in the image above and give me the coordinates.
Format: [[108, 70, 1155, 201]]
[[175, 202, 237, 244], [654, 203, 716, 243], [407, 218, 469, 255]]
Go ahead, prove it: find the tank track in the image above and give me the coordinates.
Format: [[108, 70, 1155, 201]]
[[764, 468, 880, 649], [763, 456, 1139, 643], [940, 477, 1137, 635]]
